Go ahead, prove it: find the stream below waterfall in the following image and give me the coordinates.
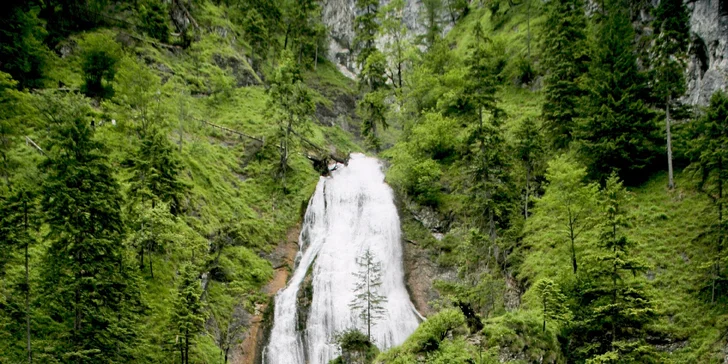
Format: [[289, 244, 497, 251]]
[[263, 153, 421, 364]]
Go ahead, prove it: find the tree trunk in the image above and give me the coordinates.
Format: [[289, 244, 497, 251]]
[[24, 201, 31, 363], [525, 165, 531, 219], [542, 299, 546, 332], [526, 0, 531, 61], [666, 96, 675, 189], [714, 156, 723, 304]]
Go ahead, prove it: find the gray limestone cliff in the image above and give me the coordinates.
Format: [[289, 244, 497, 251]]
[[684, 0, 727, 105], [322, 0, 727, 104]]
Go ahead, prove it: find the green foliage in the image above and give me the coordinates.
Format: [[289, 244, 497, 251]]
[[376, 308, 467, 362], [540, 0, 588, 148], [38, 91, 142, 362], [354, 0, 381, 67], [79, 32, 123, 98], [686, 91, 728, 301], [533, 278, 570, 332], [358, 51, 390, 151], [332, 328, 379, 364], [575, 6, 660, 184], [173, 263, 206, 364], [266, 50, 316, 188], [567, 174, 657, 362], [0, 2, 50, 89], [139, 0, 170, 43], [481, 311, 563, 363], [534, 155, 599, 274]]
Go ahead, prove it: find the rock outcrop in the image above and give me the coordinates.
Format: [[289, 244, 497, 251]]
[[321, 0, 453, 77], [684, 0, 728, 105]]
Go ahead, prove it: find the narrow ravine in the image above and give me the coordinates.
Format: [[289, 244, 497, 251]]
[[264, 153, 421, 364]]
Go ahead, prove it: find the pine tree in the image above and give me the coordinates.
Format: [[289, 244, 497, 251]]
[[576, 5, 660, 183], [0, 182, 40, 363], [0, 72, 27, 191], [350, 249, 387, 342], [244, 8, 268, 69], [514, 117, 544, 220], [540, 0, 588, 149], [357, 51, 389, 152], [174, 264, 205, 364], [687, 91, 728, 303], [354, 0, 380, 68], [79, 33, 122, 98], [573, 174, 655, 362], [126, 127, 187, 215], [421, 0, 443, 49], [379, 0, 409, 90], [464, 22, 511, 242], [536, 155, 599, 274], [534, 278, 570, 332], [650, 0, 690, 189], [266, 51, 315, 189], [38, 92, 141, 362]]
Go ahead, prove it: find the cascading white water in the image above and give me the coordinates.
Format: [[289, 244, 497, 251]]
[[264, 153, 421, 364]]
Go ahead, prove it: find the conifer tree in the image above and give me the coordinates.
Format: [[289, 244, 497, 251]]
[[354, 0, 380, 68], [379, 0, 409, 90], [266, 51, 315, 189], [38, 92, 141, 362], [174, 264, 205, 364], [421, 0, 443, 49], [650, 0, 690, 189], [350, 249, 387, 342], [540, 0, 588, 149], [536, 155, 599, 274], [687, 91, 728, 303], [0, 73, 23, 191], [464, 23, 511, 242], [357, 51, 389, 152], [126, 127, 187, 215], [572, 174, 655, 362], [534, 278, 570, 332], [576, 4, 660, 183], [0, 182, 40, 363], [244, 8, 268, 69], [514, 117, 544, 220]]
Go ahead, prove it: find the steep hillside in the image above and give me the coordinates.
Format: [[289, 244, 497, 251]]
[[375, 0, 728, 363], [0, 1, 361, 363]]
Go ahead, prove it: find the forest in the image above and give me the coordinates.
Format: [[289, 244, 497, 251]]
[[0, 0, 726, 363]]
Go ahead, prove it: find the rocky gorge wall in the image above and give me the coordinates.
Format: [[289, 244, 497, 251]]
[[321, 0, 727, 104]]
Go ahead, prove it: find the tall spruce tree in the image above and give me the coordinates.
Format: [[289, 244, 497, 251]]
[[38, 92, 141, 362], [464, 22, 511, 242], [354, 0, 380, 68], [534, 278, 570, 332], [514, 117, 545, 220], [174, 264, 205, 364], [540, 0, 588, 149], [536, 155, 599, 274], [651, 0, 691, 189], [357, 51, 389, 152], [266, 51, 315, 189], [350, 249, 387, 342], [0, 182, 40, 363], [576, 4, 660, 183], [570, 174, 655, 362], [687, 91, 728, 303]]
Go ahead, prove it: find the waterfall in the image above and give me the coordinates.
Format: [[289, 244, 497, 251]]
[[264, 153, 421, 364]]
